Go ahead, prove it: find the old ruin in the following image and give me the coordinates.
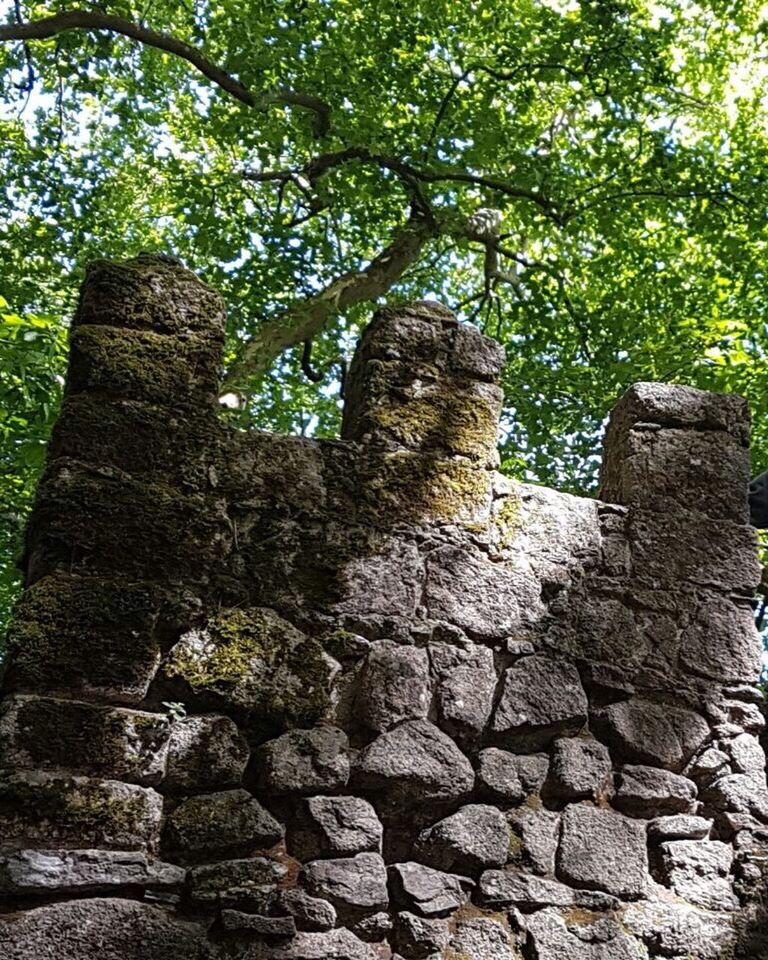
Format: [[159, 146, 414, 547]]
[[0, 253, 766, 958]]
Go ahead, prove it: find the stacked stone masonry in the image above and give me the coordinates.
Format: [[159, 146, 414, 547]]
[[0, 253, 767, 959]]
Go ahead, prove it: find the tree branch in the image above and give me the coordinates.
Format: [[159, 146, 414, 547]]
[[0, 9, 332, 134], [223, 213, 436, 388]]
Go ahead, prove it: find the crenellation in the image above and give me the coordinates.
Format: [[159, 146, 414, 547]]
[[1, 254, 767, 959]]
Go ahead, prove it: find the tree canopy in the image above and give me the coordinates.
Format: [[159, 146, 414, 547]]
[[2, 0, 768, 632]]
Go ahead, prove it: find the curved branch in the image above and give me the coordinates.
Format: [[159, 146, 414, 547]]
[[0, 9, 331, 133], [223, 214, 436, 388]]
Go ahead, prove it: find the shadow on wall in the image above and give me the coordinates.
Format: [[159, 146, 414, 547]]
[[0, 254, 767, 960]]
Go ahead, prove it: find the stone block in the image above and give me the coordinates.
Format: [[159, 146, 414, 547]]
[[476, 749, 549, 805], [247, 928, 379, 959], [288, 796, 382, 861], [491, 655, 588, 750], [0, 849, 184, 896], [593, 697, 709, 772], [355, 641, 430, 732], [388, 861, 472, 917], [547, 737, 612, 802], [353, 719, 474, 815], [254, 727, 350, 795], [416, 804, 509, 877], [557, 804, 648, 899], [0, 772, 162, 851], [680, 597, 762, 684], [524, 907, 647, 960], [187, 857, 286, 905], [0, 897, 215, 960], [164, 714, 249, 792], [429, 640, 496, 744], [391, 911, 450, 959], [300, 853, 388, 920], [446, 917, 519, 960], [508, 806, 560, 876], [615, 765, 697, 818], [623, 901, 736, 960], [3, 574, 161, 703], [162, 789, 283, 862], [272, 888, 337, 931], [0, 695, 170, 785], [656, 839, 739, 911]]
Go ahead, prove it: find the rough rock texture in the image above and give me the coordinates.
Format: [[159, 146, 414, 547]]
[[1, 257, 766, 958]]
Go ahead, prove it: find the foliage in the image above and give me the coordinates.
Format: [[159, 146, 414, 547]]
[[2, 0, 768, 639]]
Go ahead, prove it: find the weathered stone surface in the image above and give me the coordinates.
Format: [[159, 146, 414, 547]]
[[656, 839, 739, 910], [0, 772, 162, 851], [0, 849, 184, 896], [623, 901, 736, 960], [479, 869, 576, 907], [388, 862, 472, 916], [593, 698, 709, 772], [476, 748, 549, 804], [335, 539, 424, 618], [255, 727, 350, 795], [492, 656, 588, 750], [685, 747, 731, 787], [163, 789, 283, 861], [524, 907, 647, 959], [391, 911, 450, 959], [3, 574, 161, 703], [424, 543, 540, 639], [548, 737, 612, 802], [647, 814, 712, 842], [246, 928, 379, 959], [187, 857, 286, 904], [557, 804, 648, 898], [508, 805, 560, 875], [0, 897, 213, 960], [0, 694, 170, 785], [289, 796, 382, 861], [164, 608, 334, 728], [429, 640, 496, 743], [615, 764, 697, 818], [447, 917, 520, 960], [355, 641, 430, 732], [273, 888, 337, 931], [164, 714, 249, 792], [301, 853, 388, 918], [701, 773, 768, 820], [353, 719, 474, 813], [416, 804, 509, 876], [348, 911, 392, 942], [680, 598, 761, 684], [726, 732, 766, 776], [221, 910, 296, 936]]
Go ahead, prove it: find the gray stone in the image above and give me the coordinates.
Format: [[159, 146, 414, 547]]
[[301, 852, 388, 918], [680, 598, 761, 684], [685, 747, 731, 786], [594, 698, 709, 772], [479, 869, 576, 907], [416, 803, 509, 875], [272, 888, 336, 932], [164, 714, 249, 792], [508, 805, 560, 875], [0, 694, 170, 786], [188, 857, 286, 904], [615, 764, 697, 818], [221, 910, 296, 937], [657, 839, 739, 910], [353, 719, 474, 813], [392, 912, 451, 959], [336, 539, 424, 618], [388, 861, 472, 916], [355, 641, 430, 732], [255, 727, 350, 795], [0, 772, 162, 852], [524, 907, 647, 959], [492, 656, 588, 750], [163, 789, 283, 861], [429, 641, 496, 743], [476, 748, 549, 804], [557, 804, 648, 899], [446, 917, 520, 960], [0, 849, 185, 896], [701, 773, 768, 820], [0, 897, 214, 960], [623, 901, 736, 960], [349, 911, 392, 942], [289, 796, 382, 860], [548, 737, 612, 801], [726, 732, 766, 776], [246, 928, 379, 959], [647, 814, 712, 842], [424, 544, 541, 640]]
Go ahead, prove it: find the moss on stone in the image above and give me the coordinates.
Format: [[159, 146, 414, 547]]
[[164, 608, 332, 728], [492, 492, 523, 548], [4, 574, 161, 700]]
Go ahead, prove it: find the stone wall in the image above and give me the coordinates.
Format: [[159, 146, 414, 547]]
[[0, 254, 767, 960]]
